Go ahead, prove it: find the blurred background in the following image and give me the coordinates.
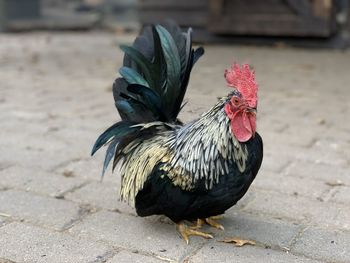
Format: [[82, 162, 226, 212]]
[[0, 0, 350, 47]]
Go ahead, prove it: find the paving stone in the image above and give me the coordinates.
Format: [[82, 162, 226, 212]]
[[215, 211, 301, 250], [262, 129, 316, 148], [0, 222, 111, 263], [0, 145, 80, 172], [0, 125, 67, 153], [49, 127, 99, 157], [108, 250, 165, 263], [0, 166, 85, 197], [252, 169, 331, 200], [285, 161, 350, 185], [190, 241, 322, 263], [69, 210, 205, 262], [296, 142, 348, 167], [0, 161, 12, 171], [330, 186, 350, 204], [292, 227, 350, 263], [336, 209, 350, 230], [233, 189, 256, 210], [0, 216, 9, 228], [242, 190, 350, 230], [65, 181, 136, 215], [56, 158, 116, 183], [0, 190, 81, 231], [262, 151, 293, 173]]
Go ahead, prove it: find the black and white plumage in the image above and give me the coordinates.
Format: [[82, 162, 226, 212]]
[[92, 21, 263, 242]]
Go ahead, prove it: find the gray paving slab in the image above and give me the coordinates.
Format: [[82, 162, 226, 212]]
[[0, 222, 112, 263], [335, 209, 350, 230], [56, 158, 116, 183], [0, 216, 9, 228], [262, 128, 316, 148], [292, 227, 350, 263], [190, 241, 322, 263], [0, 166, 85, 197], [214, 211, 301, 250], [0, 144, 81, 172], [65, 181, 136, 215], [330, 186, 350, 204], [108, 250, 166, 263], [252, 169, 331, 201], [69, 210, 205, 262], [285, 160, 350, 185], [242, 189, 350, 230], [0, 190, 82, 231]]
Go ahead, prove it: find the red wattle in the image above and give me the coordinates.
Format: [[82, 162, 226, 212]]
[[230, 110, 256, 142]]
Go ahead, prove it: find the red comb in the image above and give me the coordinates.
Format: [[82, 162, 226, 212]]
[[224, 63, 258, 108]]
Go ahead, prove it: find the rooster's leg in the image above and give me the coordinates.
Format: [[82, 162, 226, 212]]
[[176, 221, 213, 244], [190, 219, 205, 229], [205, 216, 225, 230], [210, 215, 224, 220], [191, 216, 225, 230]]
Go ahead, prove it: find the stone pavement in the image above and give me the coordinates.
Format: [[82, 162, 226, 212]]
[[0, 31, 349, 263]]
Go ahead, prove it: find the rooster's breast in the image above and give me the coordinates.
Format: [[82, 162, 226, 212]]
[[135, 132, 263, 222]]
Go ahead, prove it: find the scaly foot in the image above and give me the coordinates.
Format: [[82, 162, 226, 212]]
[[219, 237, 256, 247], [190, 218, 205, 229], [205, 216, 225, 230], [191, 215, 225, 230], [176, 221, 213, 244]]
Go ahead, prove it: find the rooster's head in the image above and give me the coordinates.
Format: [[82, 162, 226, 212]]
[[224, 63, 258, 142]]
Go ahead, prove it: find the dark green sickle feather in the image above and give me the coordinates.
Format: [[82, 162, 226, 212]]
[[92, 21, 204, 178]]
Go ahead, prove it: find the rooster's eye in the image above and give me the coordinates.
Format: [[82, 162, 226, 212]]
[[232, 97, 240, 105]]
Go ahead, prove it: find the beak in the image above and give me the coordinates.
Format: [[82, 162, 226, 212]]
[[247, 108, 257, 115]]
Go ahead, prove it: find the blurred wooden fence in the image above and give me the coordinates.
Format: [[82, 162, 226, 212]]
[[139, 0, 346, 38]]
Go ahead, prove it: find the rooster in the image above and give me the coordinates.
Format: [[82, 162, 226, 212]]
[[92, 22, 263, 244]]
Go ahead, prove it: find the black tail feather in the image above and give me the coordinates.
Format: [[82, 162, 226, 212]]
[[113, 21, 204, 124]]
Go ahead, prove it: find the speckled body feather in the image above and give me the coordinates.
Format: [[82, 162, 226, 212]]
[[119, 93, 252, 202]]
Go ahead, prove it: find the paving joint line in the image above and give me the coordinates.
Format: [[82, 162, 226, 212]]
[[54, 181, 90, 199], [87, 249, 117, 263], [48, 157, 84, 173], [180, 240, 208, 263], [0, 257, 17, 263], [61, 203, 101, 231]]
